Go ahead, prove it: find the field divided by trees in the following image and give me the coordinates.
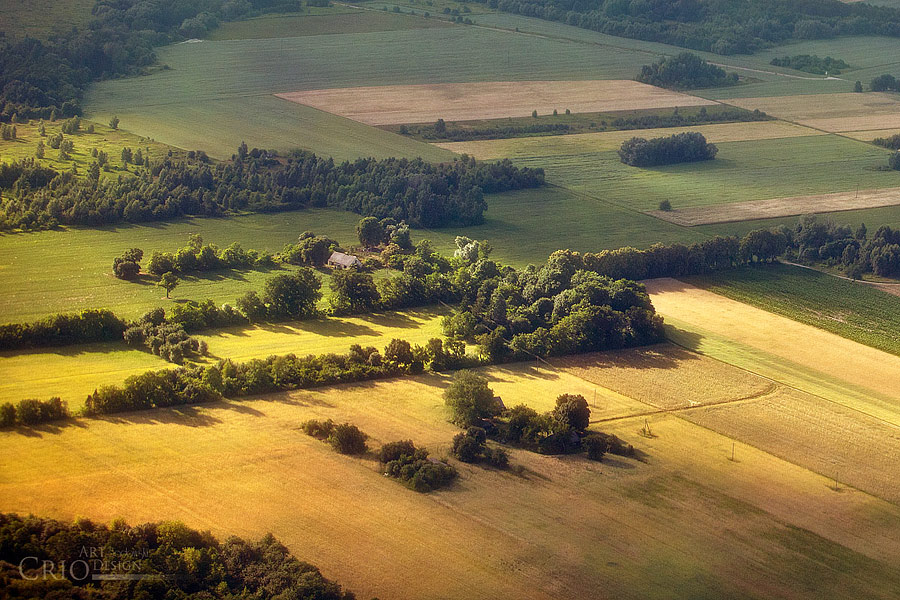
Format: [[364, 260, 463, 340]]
[[4, 352, 900, 600]]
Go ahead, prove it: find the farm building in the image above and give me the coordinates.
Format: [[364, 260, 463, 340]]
[[328, 251, 362, 269]]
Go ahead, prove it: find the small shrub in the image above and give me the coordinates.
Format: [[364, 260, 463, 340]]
[[301, 418, 335, 440], [328, 423, 368, 455], [379, 440, 417, 463], [582, 435, 608, 461], [659, 199, 672, 211]]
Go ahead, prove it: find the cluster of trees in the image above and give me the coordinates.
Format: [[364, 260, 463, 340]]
[[770, 54, 850, 75], [442, 371, 632, 460], [492, 0, 900, 55], [144, 234, 276, 276], [0, 0, 304, 123], [0, 124, 16, 140], [0, 309, 126, 350], [301, 419, 369, 455], [0, 149, 544, 231], [379, 440, 458, 492], [0, 514, 355, 600], [636, 52, 739, 89], [871, 74, 900, 92], [787, 216, 900, 278], [0, 397, 68, 428], [112, 248, 143, 279], [619, 132, 718, 166], [123, 308, 208, 364]]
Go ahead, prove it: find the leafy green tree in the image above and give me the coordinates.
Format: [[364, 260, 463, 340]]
[[263, 269, 322, 319], [854, 80, 863, 92], [236, 290, 267, 322], [357, 216, 385, 248], [158, 271, 179, 298], [109, 115, 120, 129], [552, 393, 591, 433], [443, 370, 499, 427], [329, 269, 380, 314], [35, 140, 44, 159], [328, 423, 368, 455]]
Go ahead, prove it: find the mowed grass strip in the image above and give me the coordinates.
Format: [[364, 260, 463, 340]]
[[644, 277, 900, 426], [207, 7, 450, 40], [724, 92, 900, 132], [648, 186, 900, 226], [435, 120, 822, 160], [3, 372, 900, 599], [277, 80, 715, 126], [0, 307, 449, 410]]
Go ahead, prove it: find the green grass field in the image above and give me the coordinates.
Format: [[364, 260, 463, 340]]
[[208, 6, 451, 39], [508, 134, 897, 211], [686, 263, 900, 357], [0, 0, 95, 39]]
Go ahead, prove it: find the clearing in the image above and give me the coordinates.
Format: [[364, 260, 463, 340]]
[[276, 80, 715, 126], [435, 120, 821, 160], [648, 186, 900, 226]]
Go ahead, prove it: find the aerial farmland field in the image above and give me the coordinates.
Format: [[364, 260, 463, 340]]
[[5, 0, 900, 597]]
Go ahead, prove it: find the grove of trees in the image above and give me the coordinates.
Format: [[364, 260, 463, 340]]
[[636, 52, 738, 89], [619, 132, 718, 167]]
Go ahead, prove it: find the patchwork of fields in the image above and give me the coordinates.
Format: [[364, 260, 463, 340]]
[[4, 345, 900, 599]]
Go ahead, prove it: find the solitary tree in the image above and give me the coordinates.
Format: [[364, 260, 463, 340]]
[[854, 80, 863, 93], [158, 272, 179, 298], [357, 216, 384, 248], [552, 394, 591, 433], [35, 140, 44, 159], [443, 370, 499, 427], [109, 116, 120, 130]]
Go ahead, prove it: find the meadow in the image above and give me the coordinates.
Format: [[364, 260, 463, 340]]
[[507, 134, 897, 212], [0, 0, 95, 39], [3, 351, 900, 599], [0, 306, 449, 409], [686, 263, 900, 356]]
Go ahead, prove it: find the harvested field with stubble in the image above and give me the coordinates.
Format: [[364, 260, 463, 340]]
[[724, 92, 900, 132], [435, 120, 821, 160], [276, 80, 716, 125], [4, 365, 900, 599], [644, 278, 900, 426], [648, 186, 900, 226]]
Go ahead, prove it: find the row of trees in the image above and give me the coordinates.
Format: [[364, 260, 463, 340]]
[[770, 54, 850, 75], [618, 131, 718, 167], [636, 52, 739, 89], [0, 397, 68, 428], [0, 148, 544, 231], [492, 0, 900, 55], [786, 216, 900, 278], [0, 514, 355, 599]]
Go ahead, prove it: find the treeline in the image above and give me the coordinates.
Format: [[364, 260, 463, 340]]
[[619, 132, 718, 167], [402, 119, 571, 142], [0, 514, 355, 600], [609, 106, 770, 130], [0, 0, 302, 122], [491, 0, 900, 55], [82, 337, 474, 416], [770, 54, 850, 75], [0, 309, 125, 350], [0, 397, 68, 428], [787, 216, 900, 278], [636, 53, 738, 89], [0, 148, 544, 231], [873, 133, 900, 150]]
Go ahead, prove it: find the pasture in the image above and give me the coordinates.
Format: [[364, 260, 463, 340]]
[[649, 187, 900, 226], [0, 0, 94, 39], [3, 353, 900, 599], [685, 263, 900, 356], [436, 120, 822, 160], [0, 307, 449, 410], [278, 80, 714, 126], [508, 134, 896, 212], [0, 119, 183, 181]]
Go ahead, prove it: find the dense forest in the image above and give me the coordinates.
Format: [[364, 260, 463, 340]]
[[636, 53, 738, 89], [786, 216, 900, 278], [0, 0, 301, 121], [492, 0, 900, 54], [0, 513, 355, 599], [0, 148, 544, 230]]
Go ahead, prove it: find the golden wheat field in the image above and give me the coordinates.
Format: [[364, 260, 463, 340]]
[[4, 358, 900, 599], [647, 186, 900, 225], [275, 80, 716, 125], [724, 92, 900, 132], [435, 120, 821, 160]]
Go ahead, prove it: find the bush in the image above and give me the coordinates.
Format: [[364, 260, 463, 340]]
[[582, 435, 608, 461], [0, 403, 15, 427], [378, 439, 417, 463], [301, 418, 335, 439], [451, 427, 487, 462], [382, 442, 457, 492], [328, 423, 369, 455]]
